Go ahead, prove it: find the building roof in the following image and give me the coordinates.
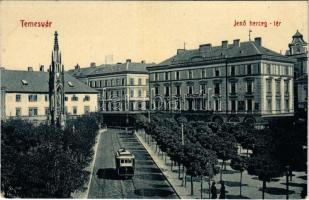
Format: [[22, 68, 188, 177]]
[[290, 30, 308, 46], [68, 61, 155, 78], [0, 69, 98, 93], [149, 39, 294, 70], [293, 30, 303, 38]]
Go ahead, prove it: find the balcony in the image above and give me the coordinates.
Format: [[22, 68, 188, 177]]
[[229, 92, 237, 98], [245, 91, 254, 98]]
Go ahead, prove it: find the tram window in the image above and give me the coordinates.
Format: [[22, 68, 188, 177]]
[[121, 160, 124, 163]]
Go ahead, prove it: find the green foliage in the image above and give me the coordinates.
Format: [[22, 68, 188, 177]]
[[1, 115, 99, 198], [230, 155, 248, 172], [247, 153, 284, 182]]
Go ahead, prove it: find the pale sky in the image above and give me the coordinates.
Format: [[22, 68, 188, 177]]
[[0, 1, 308, 71]]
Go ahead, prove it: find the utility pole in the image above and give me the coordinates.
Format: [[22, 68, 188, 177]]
[[181, 123, 185, 187], [249, 29, 252, 41]]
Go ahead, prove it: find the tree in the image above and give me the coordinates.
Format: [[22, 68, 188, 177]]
[[247, 153, 284, 199], [1, 115, 99, 198], [230, 155, 248, 197], [214, 130, 238, 181]]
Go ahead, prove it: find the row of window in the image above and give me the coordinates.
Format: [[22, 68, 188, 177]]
[[104, 89, 148, 98], [264, 64, 291, 76], [103, 101, 145, 111], [152, 63, 292, 81], [266, 79, 290, 95], [154, 82, 254, 96], [89, 78, 148, 88], [15, 94, 91, 102], [153, 99, 258, 112], [266, 99, 290, 112], [15, 106, 91, 117], [152, 98, 289, 113]]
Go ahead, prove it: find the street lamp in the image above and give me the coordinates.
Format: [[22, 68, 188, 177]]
[[286, 165, 290, 199], [208, 88, 213, 111]]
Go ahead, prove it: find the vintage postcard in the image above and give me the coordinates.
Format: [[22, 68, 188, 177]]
[[0, 1, 308, 199]]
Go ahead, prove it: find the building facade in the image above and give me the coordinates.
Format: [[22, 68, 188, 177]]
[[147, 37, 295, 123], [0, 68, 98, 122], [69, 59, 152, 112], [286, 30, 308, 114]]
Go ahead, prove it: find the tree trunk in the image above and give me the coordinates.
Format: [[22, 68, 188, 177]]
[[164, 153, 167, 164], [185, 170, 187, 187], [191, 175, 194, 195], [155, 144, 158, 152], [178, 162, 181, 179], [286, 172, 289, 199], [200, 176, 203, 199], [208, 177, 211, 199], [289, 169, 293, 181], [262, 180, 266, 199], [224, 160, 227, 170], [247, 149, 249, 157], [220, 161, 224, 181], [171, 159, 173, 171], [240, 170, 243, 197]]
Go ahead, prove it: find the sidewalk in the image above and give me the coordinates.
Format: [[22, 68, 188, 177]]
[[135, 130, 198, 199], [135, 130, 306, 199], [71, 128, 107, 198]]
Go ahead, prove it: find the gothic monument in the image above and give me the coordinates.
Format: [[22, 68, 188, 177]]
[[49, 31, 66, 127]]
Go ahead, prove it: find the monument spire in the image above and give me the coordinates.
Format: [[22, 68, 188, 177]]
[[54, 31, 59, 51], [49, 31, 66, 128]]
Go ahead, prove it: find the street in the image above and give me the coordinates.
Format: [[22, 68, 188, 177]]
[[87, 128, 178, 198]]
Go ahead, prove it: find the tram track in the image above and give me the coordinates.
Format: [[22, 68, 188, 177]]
[[88, 128, 178, 199], [111, 130, 138, 197]]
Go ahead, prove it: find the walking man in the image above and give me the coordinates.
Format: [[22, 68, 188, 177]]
[[211, 181, 217, 199], [219, 181, 226, 199]]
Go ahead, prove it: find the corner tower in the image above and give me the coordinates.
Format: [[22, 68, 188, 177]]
[[49, 31, 66, 127]]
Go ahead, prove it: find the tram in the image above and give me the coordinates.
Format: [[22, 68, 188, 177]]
[[115, 147, 135, 178]]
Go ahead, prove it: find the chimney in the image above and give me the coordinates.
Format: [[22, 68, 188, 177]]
[[177, 49, 185, 55], [39, 65, 44, 72], [141, 60, 146, 64], [75, 64, 80, 70], [199, 43, 212, 52], [222, 41, 228, 48], [254, 37, 262, 46], [126, 59, 131, 70], [90, 62, 96, 68], [233, 39, 240, 47], [28, 67, 33, 71]]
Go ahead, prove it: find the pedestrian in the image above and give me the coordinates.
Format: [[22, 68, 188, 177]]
[[219, 181, 226, 199], [211, 181, 217, 199]]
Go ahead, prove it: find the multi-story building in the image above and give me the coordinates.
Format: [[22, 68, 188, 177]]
[[68, 59, 152, 112], [286, 30, 308, 114], [147, 37, 296, 123], [0, 67, 98, 122]]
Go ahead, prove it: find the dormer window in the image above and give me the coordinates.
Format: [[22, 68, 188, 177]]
[[21, 80, 28, 85], [68, 81, 74, 87], [84, 95, 90, 101], [72, 95, 78, 101]]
